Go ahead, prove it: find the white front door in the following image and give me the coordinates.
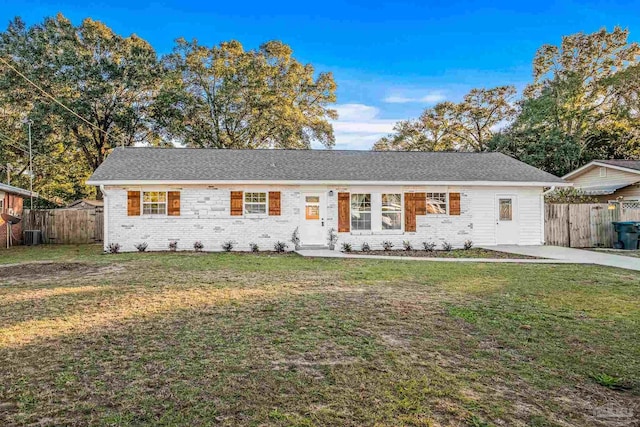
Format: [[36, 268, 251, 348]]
[[300, 192, 326, 246], [495, 195, 519, 245]]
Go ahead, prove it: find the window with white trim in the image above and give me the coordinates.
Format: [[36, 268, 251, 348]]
[[351, 193, 371, 230], [426, 192, 447, 214], [244, 192, 267, 214], [599, 167, 607, 177], [142, 191, 167, 215], [381, 193, 402, 230]]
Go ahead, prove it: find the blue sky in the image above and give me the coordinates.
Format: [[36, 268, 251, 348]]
[[3, 0, 640, 149]]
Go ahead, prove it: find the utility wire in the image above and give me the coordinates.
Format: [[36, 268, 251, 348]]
[[0, 56, 128, 147], [0, 134, 59, 167], [0, 130, 58, 162]]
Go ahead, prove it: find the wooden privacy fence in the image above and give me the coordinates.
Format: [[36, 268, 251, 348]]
[[23, 208, 104, 244], [545, 203, 640, 248]]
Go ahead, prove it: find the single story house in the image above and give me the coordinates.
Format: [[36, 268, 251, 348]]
[[0, 182, 37, 247], [563, 160, 640, 207], [87, 148, 567, 252]]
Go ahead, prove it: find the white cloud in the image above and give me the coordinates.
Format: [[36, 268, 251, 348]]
[[383, 92, 446, 104], [333, 103, 380, 121], [318, 103, 399, 150]]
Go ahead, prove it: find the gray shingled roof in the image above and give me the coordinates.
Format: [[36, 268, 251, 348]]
[[87, 148, 565, 184], [597, 159, 640, 172]]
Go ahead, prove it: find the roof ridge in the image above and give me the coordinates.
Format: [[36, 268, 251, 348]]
[[116, 146, 504, 154]]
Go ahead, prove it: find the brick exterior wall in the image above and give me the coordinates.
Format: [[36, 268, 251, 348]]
[[103, 184, 544, 252], [0, 193, 24, 247]]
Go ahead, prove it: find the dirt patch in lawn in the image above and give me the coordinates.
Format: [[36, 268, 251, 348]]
[[0, 262, 124, 284], [349, 248, 540, 259]]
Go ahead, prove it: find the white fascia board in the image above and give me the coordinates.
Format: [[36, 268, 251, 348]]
[[563, 161, 640, 179], [87, 179, 570, 187]]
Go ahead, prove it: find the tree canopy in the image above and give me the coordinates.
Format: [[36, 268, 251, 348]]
[[374, 86, 516, 152], [0, 14, 337, 201], [374, 27, 640, 177], [158, 39, 337, 149]]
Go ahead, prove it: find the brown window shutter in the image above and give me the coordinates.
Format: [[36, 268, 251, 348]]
[[338, 192, 350, 232], [268, 191, 281, 215], [404, 193, 416, 232], [449, 192, 461, 216], [168, 191, 181, 216], [414, 192, 426, 215], [230, 191, 243, 216], [127, 191, 140, 216]]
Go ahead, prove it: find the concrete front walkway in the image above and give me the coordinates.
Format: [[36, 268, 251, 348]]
[[482, 245, 640, 272], [295, 249, 582, 265]]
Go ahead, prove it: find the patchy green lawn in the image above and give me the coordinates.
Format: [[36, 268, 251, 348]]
[[1, 245, 638, 426]]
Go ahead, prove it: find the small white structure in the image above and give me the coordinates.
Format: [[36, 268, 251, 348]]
[[87, 148, 567, 252]]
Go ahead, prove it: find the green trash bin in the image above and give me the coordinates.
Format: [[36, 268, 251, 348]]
[[612, 221, 640, 250]]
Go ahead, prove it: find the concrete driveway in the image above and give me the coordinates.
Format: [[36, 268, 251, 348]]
[[483, 245, 640, 272]]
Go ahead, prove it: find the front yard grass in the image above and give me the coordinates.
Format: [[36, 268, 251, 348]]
[[1, 245, 638, 426]]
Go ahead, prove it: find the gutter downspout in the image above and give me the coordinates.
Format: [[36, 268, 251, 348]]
[[101, 185, 107, 252]]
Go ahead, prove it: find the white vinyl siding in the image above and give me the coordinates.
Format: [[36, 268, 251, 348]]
[[570, 166, 639, 188]]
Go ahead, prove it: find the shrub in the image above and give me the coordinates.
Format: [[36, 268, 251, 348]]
[[327, 228, 338, 250], [422, 241, 436, 252], [222, 241, 234, 252], [382, 240, 394, 251], [134, 242, 148, 252], [274, 241, 288, 253], [441, 241, 452, 251], [403, 240, 413, 251], [291, 227, 301, 250], [249, 242, 259, 252], [361, 242, 371, 252], [341, 242, 352, 252], [168, 241, 178, 251], [545, 187, 597, 204], [107, 243, 120, 254], [463, 240, 473, 250], [194, 241, 204, 252]]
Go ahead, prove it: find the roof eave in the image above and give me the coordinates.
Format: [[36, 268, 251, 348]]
[[0, 183, 38, 198], [87, 179, 570, 187], [563, 161, 640, 179]]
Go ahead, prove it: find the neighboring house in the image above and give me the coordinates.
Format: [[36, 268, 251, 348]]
[[87, 148, 567, 252], [0, 182, 37, 247], [65, 199, 104, 210], [563, 160, 640, 207]]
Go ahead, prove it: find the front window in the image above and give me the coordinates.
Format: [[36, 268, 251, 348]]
[[381, 193, 402, 230], [351, 194, 371, 230], [142, 191, 167, 215], [426, 192, 447, 214], [244, 192, 267, 214]]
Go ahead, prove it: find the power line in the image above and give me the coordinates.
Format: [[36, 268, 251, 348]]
[[0, 133, 59, 167], [0, 56, 128, 147], [0, 130, 48, 158]]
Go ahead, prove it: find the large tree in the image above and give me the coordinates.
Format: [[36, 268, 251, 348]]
[[494, 27, 640, 176], [158, 39, 337, 149], [374, 86, 516, 152], [0, 14, 170, 199], [373, 102, 456, 151]]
